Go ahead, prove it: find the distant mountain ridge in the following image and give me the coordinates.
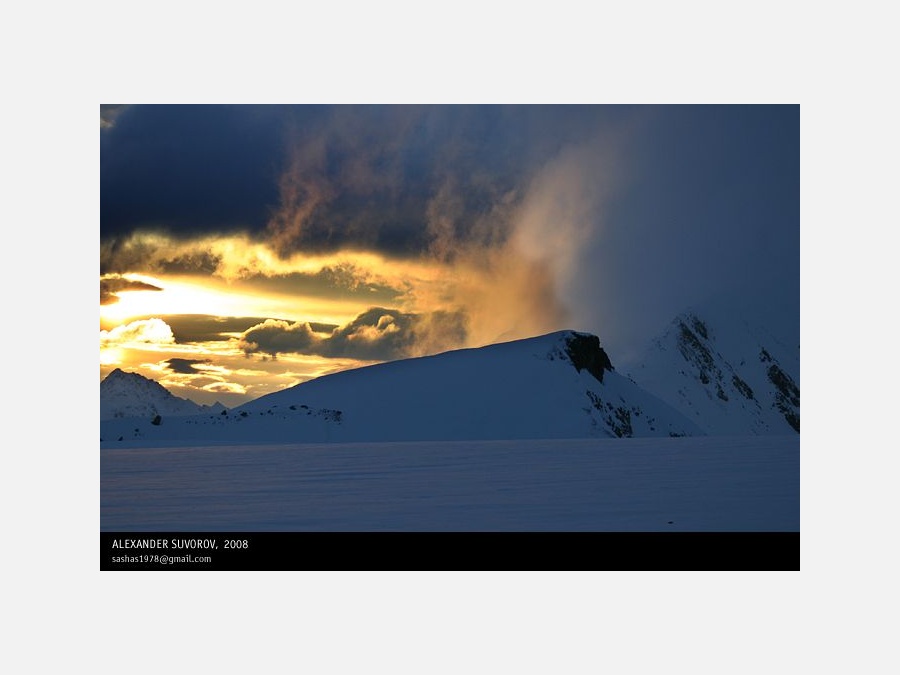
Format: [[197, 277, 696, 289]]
[[100, 368, 226, 421], [100, 331, 702, 445]]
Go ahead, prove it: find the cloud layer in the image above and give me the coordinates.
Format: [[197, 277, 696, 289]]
[[100, 275, 163, 305], [100, 318, 174, 345], [239, 307, 466, 361]]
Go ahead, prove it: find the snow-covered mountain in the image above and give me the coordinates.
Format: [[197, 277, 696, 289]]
[[100, 331, 702, 445], [100, 368, 226, 420], [628, 308, 799, 435]]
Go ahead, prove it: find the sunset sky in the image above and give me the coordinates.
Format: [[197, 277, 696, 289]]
[[100, 105, 799, 406]]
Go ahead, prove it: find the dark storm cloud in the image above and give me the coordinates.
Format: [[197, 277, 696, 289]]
[[239, 307, 467, 361], [101, 105, 290, 240], [99, 237, 223, 276], [156, 250, 223, 275], [264, 105, 627, 259], [164, 358, 211, 374], [100, 276, 163, 304], [121, 314, 338, 344], [100, 105, 630, 261], [245, 265, 403, 303]]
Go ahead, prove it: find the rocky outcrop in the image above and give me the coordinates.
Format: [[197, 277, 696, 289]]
[[564, 333, 613, 383], [766, 361, 800, 432]]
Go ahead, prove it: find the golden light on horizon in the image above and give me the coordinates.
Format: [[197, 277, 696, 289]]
[[100, 346, 123, 366], [100, 272, 373, 328], [99, 324, 375, 406], [102, 232, 447, 284], [99, 230, 567, 406]]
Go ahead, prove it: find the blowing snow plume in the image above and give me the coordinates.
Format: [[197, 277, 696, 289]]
[[258, 106, 627, 350]]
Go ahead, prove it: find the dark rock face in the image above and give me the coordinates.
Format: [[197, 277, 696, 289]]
[[678, 320, 717, 382], [677, 317, 737, 406], [585, 390, 634, 438], [732, 374, 755, 400], [612, 406, 633, 437], [767, 363, 800, 432], [691, 317, 709, 340], [767, 364, 799, 407], [565, 333, 613, 383]]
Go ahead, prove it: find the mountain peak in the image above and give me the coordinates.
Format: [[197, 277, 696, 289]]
[[103, 367, 152, 384], [100, 368, 226, 420], [630, 308, 799, 435]]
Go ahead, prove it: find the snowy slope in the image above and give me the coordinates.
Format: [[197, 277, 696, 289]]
[[628, 308, 799, 435], [100, 331, 702, 445], [102, 436, 799, 532], [100, 368, 226, 420]]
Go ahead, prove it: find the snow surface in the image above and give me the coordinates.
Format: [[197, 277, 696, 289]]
[[100, 435, 799, 531], [101, 331, 702, 446]]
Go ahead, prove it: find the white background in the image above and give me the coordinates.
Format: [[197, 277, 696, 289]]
[[4, 0, 889, 673]]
